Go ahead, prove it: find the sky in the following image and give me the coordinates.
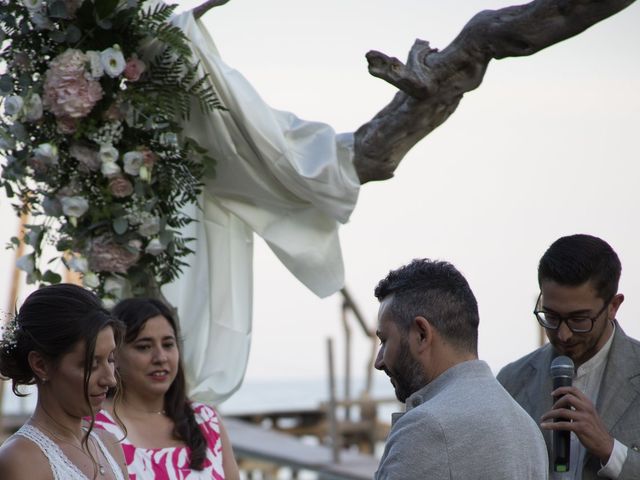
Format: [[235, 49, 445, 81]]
[[1, 0, 639, 400]]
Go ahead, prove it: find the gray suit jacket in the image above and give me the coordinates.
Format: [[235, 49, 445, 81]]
[[497, 324, 640, 479], [375, 360, 548, 479]]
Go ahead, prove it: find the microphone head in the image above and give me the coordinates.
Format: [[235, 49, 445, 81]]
[[550, 355, 575, 379]]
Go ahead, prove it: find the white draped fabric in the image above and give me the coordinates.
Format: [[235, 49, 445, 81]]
[[162, 11, 360, 404]]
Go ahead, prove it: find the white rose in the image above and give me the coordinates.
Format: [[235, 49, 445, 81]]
[[101, 161, 121, 177], [145, 238, 165, 256], [123, 151, 144, 176], [4, 95, 24, 118], [104, 275, 128, 299], [16, 253, 35, 274], [102, 297, 117, 310], [137, 215, 160, 237], [33, 143, 58, 165], [23, 93, 43, 122], [99, 144, 119, 164], [101, 46, 126, 78], [82, 272, 100, 289], [60, 196, 89, 218], [22, 0, 43, 10], [86, 50, 104, 78]]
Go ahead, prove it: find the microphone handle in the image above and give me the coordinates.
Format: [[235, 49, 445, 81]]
[[552, 376, 573, 472]]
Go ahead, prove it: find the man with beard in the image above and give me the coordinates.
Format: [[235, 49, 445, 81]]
[[498, 234, 640, 479], [374, 259, 548, 479]]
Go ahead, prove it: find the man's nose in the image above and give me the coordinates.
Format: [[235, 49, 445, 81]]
[[374, 349, 384, 371], [557, 321, 573, 342]]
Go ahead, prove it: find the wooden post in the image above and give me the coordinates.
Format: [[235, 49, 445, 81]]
[[341, 300, 352, 421], [326, 337, 340, 464]]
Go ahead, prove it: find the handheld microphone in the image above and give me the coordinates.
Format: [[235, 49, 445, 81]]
[[550, 355, 575, 473]]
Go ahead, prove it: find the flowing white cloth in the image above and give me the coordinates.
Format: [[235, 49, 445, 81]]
[[162, 11, 360, 404]]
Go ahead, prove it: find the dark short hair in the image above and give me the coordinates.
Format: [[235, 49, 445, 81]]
[[538, 234, 621, 301], [112, 298, 206, 470], [374, 259, 479, 354]]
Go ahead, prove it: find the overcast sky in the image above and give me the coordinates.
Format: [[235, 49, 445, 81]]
[[1, 1, 639, 394]]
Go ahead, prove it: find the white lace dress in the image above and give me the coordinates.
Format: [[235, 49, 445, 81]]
[[14, 424, 125, 480]]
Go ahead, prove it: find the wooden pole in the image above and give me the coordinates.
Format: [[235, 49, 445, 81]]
[[341, 301, 352, 421], [326, 337, 340, 464]]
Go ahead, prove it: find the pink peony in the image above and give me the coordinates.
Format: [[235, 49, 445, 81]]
[[108, 175, 134, 198], [123, 56, 146, 82], [43, 49, 104, 120], [88, 235, 140, 274]]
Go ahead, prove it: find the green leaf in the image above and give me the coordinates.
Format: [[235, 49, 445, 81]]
[[113, 217, 129, 235], [42, 270, 63, 284], [0, 75, 12, 95], [95, 0, 119, 19]]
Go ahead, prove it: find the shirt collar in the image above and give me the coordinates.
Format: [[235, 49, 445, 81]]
[[576, 322, 615, 378]]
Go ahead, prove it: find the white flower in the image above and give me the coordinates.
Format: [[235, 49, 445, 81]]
[[104, 275, 129, 299], [99, 144, 119, 164], [145, 238, 165, 256], [137, 215, 160, 237], [82, 272, 100, 289], [102, 297, 117, 310], [123, 151, 144, 176], [101, 161, 121, 177], [86, 51, 104, 78], [60, 196, 89, 218], [23, 93, 43, 122], [33, 143, 58, 165], [22, 0, 43, 10], [101, 46, 126, 78], [68, 255, 89, 273], [16, 253, 35, 274], [4, 95, 24, 118]]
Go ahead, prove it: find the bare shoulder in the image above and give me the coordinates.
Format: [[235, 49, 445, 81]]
[[0, 435, 52, 479]]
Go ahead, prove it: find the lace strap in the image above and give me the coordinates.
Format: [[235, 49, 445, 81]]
[[90, 430, 125, 480], [14, 424, 88, 480]]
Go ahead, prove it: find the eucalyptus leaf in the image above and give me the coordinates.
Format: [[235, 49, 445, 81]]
[[48, 1, 69, 19], [50, 30, 67, 43], [113, 217, 129, 235], [42, 270, 63, 284], [0, 75, 13, 96], [65, 25, 82, 43]]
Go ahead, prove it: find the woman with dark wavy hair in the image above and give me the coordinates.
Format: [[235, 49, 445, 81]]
[[94, 298, 239, 479], [0, 283, 127, 480]]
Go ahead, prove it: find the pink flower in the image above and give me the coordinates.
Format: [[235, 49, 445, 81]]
[[103, 102, 124, 122], [108, 175, 134, 198], [70, 143, 100, 172], [43, 49, 104, 120], [88, 235, 140, 274], [123, 56, 146, 82], [56, 116, 79, 134], [141, 148, 158, 168]]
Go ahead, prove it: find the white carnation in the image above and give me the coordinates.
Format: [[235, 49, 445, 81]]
[[99, 144, 119, 164], [101, 46, 126, 78], [101, 161, 121, 177], [60, 196, 89, 218], [123, 151, 144, 176], [86, 50, 104, 78]]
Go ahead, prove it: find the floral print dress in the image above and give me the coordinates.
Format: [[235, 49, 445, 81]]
[[94, 403, 225, 480]]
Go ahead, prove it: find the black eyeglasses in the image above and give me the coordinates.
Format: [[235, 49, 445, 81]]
[[533, 292, 612, 334]]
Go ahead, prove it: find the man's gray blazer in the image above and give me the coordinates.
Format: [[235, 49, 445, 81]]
[[375, 360, 548, 479], [497, 324, 640, 479]]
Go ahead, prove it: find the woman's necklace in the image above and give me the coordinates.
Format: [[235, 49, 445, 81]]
[[30, 420, 107, 476], [121, 400, 166, 416]]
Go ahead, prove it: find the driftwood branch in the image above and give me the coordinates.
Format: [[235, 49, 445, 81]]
[[192, 0, 231, 20], [353, 0, 637, 184]]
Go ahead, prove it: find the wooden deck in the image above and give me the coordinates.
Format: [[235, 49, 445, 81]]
[[225, 417, 379, 479]]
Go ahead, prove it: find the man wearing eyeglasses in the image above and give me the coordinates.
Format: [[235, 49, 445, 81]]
[[497, 234, 640, 480]]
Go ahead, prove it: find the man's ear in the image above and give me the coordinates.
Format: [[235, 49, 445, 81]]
[[609, 293, 624, 320], [27, 351, 50, 383], [413, 316, 434, 351]]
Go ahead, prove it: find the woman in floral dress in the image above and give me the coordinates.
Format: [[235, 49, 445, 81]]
[[93, 298, 239, 479]]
